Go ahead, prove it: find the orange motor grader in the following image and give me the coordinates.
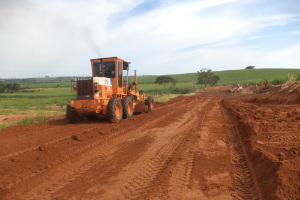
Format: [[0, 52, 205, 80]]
[[66, 57, 154, 123]]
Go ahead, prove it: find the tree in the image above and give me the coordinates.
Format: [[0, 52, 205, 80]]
[[12, 83, 20, 91], [196, 68, 220, 88], [245, 66, 255, 69], [155, 76, 177, 87], [0, 83, 5, 93], [5, 83, 12, 90]]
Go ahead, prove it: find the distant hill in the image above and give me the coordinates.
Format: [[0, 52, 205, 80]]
[[1, 69, 299, 87], [130, 68, 300, 85]]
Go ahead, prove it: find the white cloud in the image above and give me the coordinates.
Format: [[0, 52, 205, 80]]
[[0, 0, 299, 78], [291, 30, 300, 35]]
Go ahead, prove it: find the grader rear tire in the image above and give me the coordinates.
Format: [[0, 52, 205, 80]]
[[145, 96, 154, 111], [107, 98, 123, 122], [122, 97, 133, 119], [66, 104, 83, 124]]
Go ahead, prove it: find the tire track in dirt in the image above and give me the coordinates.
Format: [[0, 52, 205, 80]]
[[222, 102, 263, 200], [89, 97, 211, 200], [4, 97, 201, 200], [0, 96, 189, 161], [162, 98, 208, 200]]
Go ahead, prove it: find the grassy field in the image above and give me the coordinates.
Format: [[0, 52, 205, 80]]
[[128, 68, 300, 84], [21, 82, 75, 89], [0, 88, 75, 116], [0, 68, 299, 128]]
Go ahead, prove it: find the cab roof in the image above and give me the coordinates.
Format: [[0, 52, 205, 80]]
[[90, 57, 130, 64]]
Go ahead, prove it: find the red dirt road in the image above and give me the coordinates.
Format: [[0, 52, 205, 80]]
[[0, 86, 299, 200]]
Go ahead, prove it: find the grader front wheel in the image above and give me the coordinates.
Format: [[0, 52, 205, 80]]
[[107, 98, 123, 122], [122, 97, 133, 119], [145, 96, 154, 111]]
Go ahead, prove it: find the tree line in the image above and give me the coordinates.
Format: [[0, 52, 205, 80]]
[[0, 82, 20, 93]]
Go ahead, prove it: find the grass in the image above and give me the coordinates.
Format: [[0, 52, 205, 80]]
[[21, 82, 75, 89], [0, 124, 8, 130], [0, 68, 299, 130], [139, 82, 205, 96], [0, 116, 48, 130], [14, 117, 35, 126], [0, 87, 73, 115], [0, 69, 298, 114], [36, 116, 46, 123]]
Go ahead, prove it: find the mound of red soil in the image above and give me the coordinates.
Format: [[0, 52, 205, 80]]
[[246, 81, 300, 104], [224, 85, 300, 199]]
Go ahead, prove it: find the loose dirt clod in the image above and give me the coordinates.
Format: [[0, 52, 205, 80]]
[[71, 135, 81, 141]]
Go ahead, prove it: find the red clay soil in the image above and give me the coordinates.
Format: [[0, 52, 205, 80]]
[[0, 84, 299, 200]]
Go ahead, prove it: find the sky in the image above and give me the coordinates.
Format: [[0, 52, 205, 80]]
[[0, 0, 299, 78]]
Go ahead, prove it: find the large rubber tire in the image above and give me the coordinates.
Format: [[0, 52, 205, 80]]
[[145, 96, 154, 111], [107, 98, 123, 122], [122, 97, 133, 119], [66, 104, 83, 124]]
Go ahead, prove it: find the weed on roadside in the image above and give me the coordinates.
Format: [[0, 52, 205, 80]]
[[36, 116, 46, 123], [0, 124, 8, 130], [14, 117, 35, 126]]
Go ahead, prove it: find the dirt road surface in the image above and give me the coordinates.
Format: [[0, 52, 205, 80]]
[[1, 85, 299, 200]]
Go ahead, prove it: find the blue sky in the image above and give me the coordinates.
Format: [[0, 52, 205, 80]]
[[0, 0, 299, 78]]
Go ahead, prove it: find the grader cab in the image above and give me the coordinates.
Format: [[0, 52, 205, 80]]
[[66, 57, 154, 123]]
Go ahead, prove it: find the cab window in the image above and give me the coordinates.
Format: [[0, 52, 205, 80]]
[[118, 61, 122, 87]]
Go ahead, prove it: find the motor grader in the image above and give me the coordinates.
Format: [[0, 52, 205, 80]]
[[66, 57, 154, 123], [230, 83, 243, 93]]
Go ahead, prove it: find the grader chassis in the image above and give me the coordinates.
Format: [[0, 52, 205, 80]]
[[66, 57, 154, 123]]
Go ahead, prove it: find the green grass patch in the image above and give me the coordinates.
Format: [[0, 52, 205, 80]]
[[139, 82, 205, 96], [0, 109, 18, 115], [0, 87, 75, 113], [36, 116, 46, 123], [14, 117, 35, 126], [0, 124, 8, 130], [0, 68, 298, 119], [269, 77, 288, 85], [0, 116, 48, 130], [21, 82, 75, 89], [128, 69, 300, 85]]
